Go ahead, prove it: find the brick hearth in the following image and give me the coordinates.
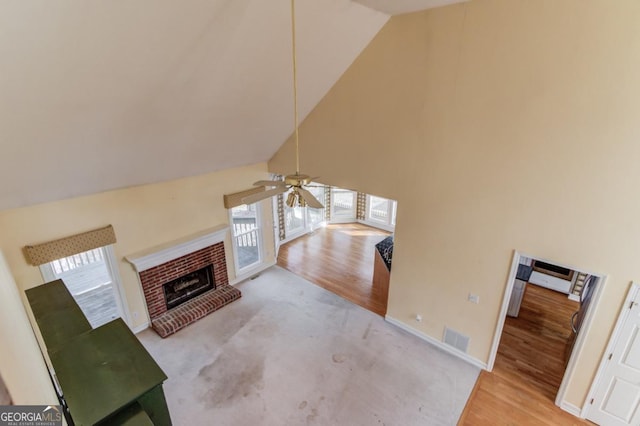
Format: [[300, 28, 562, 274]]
[[131, 235, 241, 338], [151, 286, 240, 338]]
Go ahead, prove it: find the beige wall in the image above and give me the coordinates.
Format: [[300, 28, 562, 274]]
[[0, 251, 58, 405], [0, 163, 273, 332], [269, 0, 640, 406], [0, 371, 10, 405]]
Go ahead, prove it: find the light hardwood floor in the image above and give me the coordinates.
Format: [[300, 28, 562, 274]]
[[459, 284, 594, 425], [277, 223, 390, 316], [278, 227, 593, 424]]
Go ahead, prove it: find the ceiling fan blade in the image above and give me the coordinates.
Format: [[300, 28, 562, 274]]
[[242, 186, 288, 205], [297, 187, 324, 209], [253, 180, 287, 187]]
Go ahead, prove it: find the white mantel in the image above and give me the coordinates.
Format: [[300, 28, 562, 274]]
[[125, 225, 229, 272]]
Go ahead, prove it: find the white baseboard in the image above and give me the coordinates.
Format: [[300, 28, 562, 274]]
[[357, 219, 395, 233], [329, 218, 357, 224], [132, 322, 150, 334], [230, 260, 276, 285], [385, 316, 487, 370], [560, 401, 582, 417]]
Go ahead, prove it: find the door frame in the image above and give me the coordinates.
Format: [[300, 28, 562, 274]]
[[488, 250, 607, 416], [582, 282, 639, 420]]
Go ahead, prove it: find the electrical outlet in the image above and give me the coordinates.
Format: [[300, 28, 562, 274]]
[[468, 294, 480, 304], [133, 311, 139, 319], [416, 314, 422, 322]]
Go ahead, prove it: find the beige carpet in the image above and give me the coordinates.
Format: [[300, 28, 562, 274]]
[[138, 266, 479, 425]]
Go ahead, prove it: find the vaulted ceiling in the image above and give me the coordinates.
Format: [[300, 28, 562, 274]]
[[0, 0, 466, 210]]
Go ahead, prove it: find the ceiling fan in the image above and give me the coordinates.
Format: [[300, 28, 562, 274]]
[[241, 0, 324, 210]]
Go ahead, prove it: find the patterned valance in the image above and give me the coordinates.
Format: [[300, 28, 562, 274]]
[[223, 187, 265, 209], [24, 225, 117, 266]]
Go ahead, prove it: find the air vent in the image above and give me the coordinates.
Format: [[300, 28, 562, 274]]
[[443, 327, 470, 353]]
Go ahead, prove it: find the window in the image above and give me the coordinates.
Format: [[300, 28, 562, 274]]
[[330, 188, 357, 222], [306, 185, 325, 228], [230, 203, 262, 271], [366, 195, 397, 229], [284, 198, 305, 237], [282, 186, 325, 241], [40, 246, 127, 328]]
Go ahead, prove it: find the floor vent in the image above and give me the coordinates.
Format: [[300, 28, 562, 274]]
[[443, 327, 470, 353]]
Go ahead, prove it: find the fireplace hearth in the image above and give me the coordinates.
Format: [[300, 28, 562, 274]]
[[163, 265, 214, 310], [126, 226, 242, 338]]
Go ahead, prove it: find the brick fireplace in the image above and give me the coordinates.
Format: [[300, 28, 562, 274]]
[[126, 226, 241, 338]]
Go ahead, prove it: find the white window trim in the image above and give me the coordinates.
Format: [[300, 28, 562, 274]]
[[39, 245, 131, 327]]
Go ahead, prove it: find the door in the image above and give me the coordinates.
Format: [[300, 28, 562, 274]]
[[230, 202, 262, 273], [587, 283, 640, 425], [40, 246, 128, 328]]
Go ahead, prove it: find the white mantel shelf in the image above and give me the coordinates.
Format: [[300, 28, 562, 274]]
[[125, 225, 229, 272]]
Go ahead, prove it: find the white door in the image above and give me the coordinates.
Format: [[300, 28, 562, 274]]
[[230, 202, 262, 273], [40, 246, 129, 328], [587, 283, 640, 425]]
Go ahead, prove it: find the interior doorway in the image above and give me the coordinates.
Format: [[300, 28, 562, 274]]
[[488, 252, 605, 416], [273, 186, 398, 317]]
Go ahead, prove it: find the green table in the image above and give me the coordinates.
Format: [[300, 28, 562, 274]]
[[25, 279, 92, 352], [49, 319, 170, 425], [26, 281, 171, 425]]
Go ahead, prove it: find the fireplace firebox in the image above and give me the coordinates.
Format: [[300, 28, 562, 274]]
[[163, 265, 214, 310]]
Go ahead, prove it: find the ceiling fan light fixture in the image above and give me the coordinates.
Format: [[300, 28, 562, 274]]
[[286, 190, 297, 208]]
